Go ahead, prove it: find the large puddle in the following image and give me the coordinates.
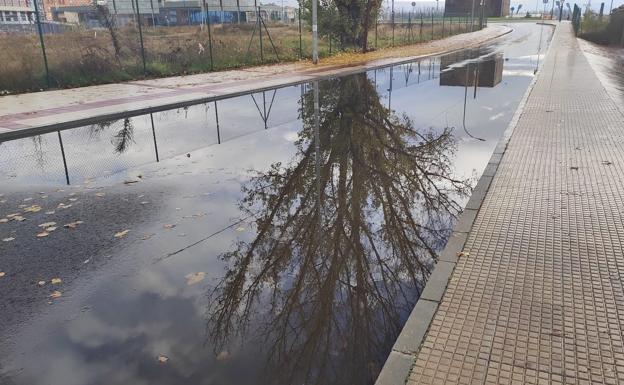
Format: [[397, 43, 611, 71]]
[[0, 23, 552, 385]]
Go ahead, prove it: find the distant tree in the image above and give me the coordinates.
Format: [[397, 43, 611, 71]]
[[301, 0, 382, 52], [517, 4, 523, 14], [511, 6, 515, 14]]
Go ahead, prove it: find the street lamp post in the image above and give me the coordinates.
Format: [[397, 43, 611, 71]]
[[312, 0, 318, 63]]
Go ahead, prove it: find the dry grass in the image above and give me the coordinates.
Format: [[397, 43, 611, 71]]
[[0, 19, 474, 94]]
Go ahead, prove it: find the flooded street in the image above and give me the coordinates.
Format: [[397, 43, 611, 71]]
[[0, 23, 552, 385]]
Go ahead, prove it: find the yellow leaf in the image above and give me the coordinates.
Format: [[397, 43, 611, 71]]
[[157, 355, 169, 363], [38, 222, 57, 228], [12, 216, 26, 222], [24, 205, 42, 213], [50, 291, 62, 298], [51, 278, 62, 284], [114, 230, 130, 238], [185, 272, 206, 285]]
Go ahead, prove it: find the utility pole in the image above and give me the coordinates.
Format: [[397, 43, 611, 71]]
[[470, 0, 476, 31], [312, 0, 318, 63], [559, 0, 564, 20]]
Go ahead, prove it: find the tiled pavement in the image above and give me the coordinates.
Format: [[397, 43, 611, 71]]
[[403, 23, 624, 384]]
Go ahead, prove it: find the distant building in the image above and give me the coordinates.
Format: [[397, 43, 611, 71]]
[[444, 0, 509, 17], [43, 0, 93, 20], [0, 0, 39, 24]]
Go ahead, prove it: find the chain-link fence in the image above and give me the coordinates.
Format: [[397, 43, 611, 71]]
[[0, 0, 485, 93]]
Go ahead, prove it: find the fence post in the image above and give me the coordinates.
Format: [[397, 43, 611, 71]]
[[205, 3, 214, 70], [298, 6, 303, 58], [258, 6, 264, 62], [431, 10, 434, 40], [375, 17, 378, 48], [32, 0, 50, 87], [392, 3, 395, 46], [134, 0, 147, 74], [442, 13, 445, 37], [420, 11, 423, 42]]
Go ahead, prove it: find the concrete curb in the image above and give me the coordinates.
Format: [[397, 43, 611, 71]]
[[374, 22, 556, 385], [0, 26, 513, 143]]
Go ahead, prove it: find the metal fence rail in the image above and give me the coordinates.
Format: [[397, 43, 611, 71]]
[[0, 3, 484, 93]]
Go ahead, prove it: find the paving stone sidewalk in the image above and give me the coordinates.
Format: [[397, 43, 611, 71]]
[[383, 22, 624, 385]]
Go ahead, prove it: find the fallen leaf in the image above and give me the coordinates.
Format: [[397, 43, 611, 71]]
[[68, 198, 78, 202], [185, 272, 206, 285], [38, 280, 46, 286], [69, 193, 76, 197], [38, 222, 57, 228], [0, 272, 5, 278], [2, 237, 15, 242], [157, 355, 169, 364], [51, 278, 62, 284], [95, 192, 106, 197], [0, 218, 8, 223], [457, 251, 470, 258], [216, 351, 231, 361], [142, 234, 154, 240], [12, 216, 25, 222], [570, 166, 579, 170], [24, 205, 42, 213], [6, 213, 20, 218], [114, 230, 130, 238], [36, 231, 50, 238], [49, 291, 62, 298], [83, 259, 90, 264], [163, 224, 176, 229], [45, 211, 55, 215], [57, 203, 72, 209], [235, 227, 246, 232], [124, 180, 139, 185], [140, 201, 150, 205], [46, 226, 58, 231], [602, 161, 613, 166], [23, 197, 32, 202], [64, 221, 83, 229]]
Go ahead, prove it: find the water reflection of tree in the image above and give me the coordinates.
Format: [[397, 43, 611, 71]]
[[207, 74, 472, 385]]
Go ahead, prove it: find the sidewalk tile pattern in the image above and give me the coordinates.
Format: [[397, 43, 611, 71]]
[[407, 23, 624, 385]]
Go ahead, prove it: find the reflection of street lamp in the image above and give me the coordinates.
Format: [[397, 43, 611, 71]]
[[436, 0, 439, 13]]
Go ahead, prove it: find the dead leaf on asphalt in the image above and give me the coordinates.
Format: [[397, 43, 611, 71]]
[[23, 197, 32, 202], [235, 227, 246, 232], [51, 278, 62, 284], [12, 216, 26, 222], [163, 224, 176, 229], [124, 180, 139, 185], [157, 355, 169, 364], [38, 222, 57, 228], [216, 351, 231, 361], [68, 198, 78, 202], [24, 205, 42, 213], [185, 272, 206, 285], [36, 231, 50, 238], [114, 230, 130, 238], [0, 272, 5, 278], [49, 291, 62, 298], [6, 213, 20, 218], [64, 221, 83, 229], [2, 237, 15, 242], [45, 211, 55, 215], [142, 234, 154, 240], [38, 280, 46, 286], [0, 218, 8, 223], [95, 192, 106, 197], [457, 251, 470, 258], [46, 226, 57, 231], [57, 203, 72, 209]]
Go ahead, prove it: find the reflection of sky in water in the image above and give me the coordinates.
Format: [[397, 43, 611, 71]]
[[0, 23, 552, 385]]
